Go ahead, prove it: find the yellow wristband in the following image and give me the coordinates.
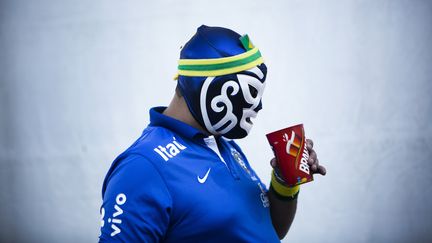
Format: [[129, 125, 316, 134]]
[[271, 171, 300, 198]]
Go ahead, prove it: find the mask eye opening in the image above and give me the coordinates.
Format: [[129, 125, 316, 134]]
[[248, 84, 258, 98]]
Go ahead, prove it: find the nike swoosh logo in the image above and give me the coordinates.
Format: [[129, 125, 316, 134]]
[[197, 168, 211, 184]]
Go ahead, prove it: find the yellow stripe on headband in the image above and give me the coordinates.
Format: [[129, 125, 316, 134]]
[[178, 57, 264, 77], [175, 47, 264, 79]]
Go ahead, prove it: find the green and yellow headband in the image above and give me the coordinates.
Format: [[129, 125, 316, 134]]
[[175, 35, 264, 79]]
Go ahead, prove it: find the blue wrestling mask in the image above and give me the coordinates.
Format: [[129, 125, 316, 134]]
[[176, 25, 267, 139]]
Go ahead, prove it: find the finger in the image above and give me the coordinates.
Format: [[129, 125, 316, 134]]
[[309, 158, 319, 172], [306, 139, 314, 150], [308, 150, 317, 166], [318, 165, 327, 175], [310, 157, 319, 172], [270, 158, 277, 168], [311, 163, 317, 172]]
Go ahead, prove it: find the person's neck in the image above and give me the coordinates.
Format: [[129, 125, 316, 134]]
[[163, 94, 209, 136]]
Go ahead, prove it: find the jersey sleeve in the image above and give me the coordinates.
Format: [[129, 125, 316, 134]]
[[99, 154, 172, 242]]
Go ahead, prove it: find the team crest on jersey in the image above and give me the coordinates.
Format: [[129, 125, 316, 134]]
[[231, 148, 257, 181], [231, 148, 269, 207]]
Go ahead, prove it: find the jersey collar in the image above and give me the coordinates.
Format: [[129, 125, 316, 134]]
[[149, 106, 207, 140]]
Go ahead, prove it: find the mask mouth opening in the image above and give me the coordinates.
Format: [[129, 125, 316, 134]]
[[246, 117, 252, 124], [245, 113, 258, 125]]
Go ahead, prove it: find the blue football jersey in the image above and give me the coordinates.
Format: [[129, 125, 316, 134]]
[[99, 107, 279, 242]]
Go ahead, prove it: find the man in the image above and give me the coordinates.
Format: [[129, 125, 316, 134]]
[[99, 25, 326, 242]]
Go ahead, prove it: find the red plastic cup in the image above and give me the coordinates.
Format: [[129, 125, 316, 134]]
[[266, 124, 313, 187]]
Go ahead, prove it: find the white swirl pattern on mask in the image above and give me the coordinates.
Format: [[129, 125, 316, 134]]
[[201, 78, 240, 135], [238, 66, 265, 133], [200, 67, 265, 136], [210, 81, 240, 134]]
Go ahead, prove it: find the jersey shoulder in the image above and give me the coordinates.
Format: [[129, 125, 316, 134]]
[[128, 125, 190, 163], [102, 125, 190, 196]]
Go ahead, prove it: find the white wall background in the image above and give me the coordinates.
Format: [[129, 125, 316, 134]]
[[1, 0, 431, 242]]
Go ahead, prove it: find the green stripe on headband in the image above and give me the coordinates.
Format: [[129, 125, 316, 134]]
[[179, 50, 261, 71], [176, 47, 264, 78]]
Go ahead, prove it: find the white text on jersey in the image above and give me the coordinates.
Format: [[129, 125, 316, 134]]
[[153, 137, 187, 161]]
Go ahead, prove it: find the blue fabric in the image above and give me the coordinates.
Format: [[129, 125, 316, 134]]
[[180, 25, 245, 60], [99, 107, 279, 242]]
